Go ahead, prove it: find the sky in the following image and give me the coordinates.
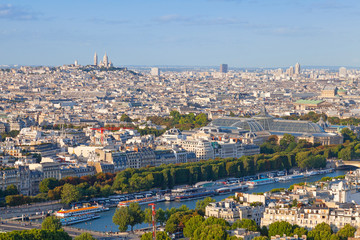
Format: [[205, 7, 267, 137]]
[[1, 0, 360, 68]]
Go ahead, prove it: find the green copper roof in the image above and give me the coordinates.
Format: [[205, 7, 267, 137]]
[[295, 100, 324, 105]]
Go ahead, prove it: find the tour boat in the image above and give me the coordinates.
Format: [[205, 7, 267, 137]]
[[55, 205, 109, 218], [174, 190, 215, 201], [246, 178, 276, 186], [60, 214, 100, 226], [117, 196, 164, 207], [215, 184, 249, 194]]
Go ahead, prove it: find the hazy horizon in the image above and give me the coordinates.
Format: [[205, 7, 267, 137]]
[[1, 0, 360, 67]]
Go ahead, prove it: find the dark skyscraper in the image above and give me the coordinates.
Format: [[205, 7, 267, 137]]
[[220, 64, 228, 73]]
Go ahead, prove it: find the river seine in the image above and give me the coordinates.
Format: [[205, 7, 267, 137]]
[[66, 170, 347, 232]]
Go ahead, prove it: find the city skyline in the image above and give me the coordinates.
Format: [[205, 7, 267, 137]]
[[1, 0, 360, 67]]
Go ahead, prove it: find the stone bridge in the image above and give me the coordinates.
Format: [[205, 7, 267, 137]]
[[340, 161, 360, 168]]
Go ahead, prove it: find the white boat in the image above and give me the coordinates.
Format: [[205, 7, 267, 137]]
[[117, 196, 165, 207], [278, 173, 304, 181], [277, 176, 292, 181], [55, 205, 108, 218], [304, 170, 319, 177], [215, 184, 249, 194], [246, 178, 276, 186], [165, 195, 175, 201], [60, 214, 100, 226]]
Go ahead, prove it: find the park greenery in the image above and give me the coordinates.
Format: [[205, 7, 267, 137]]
[[141, 231, 171, 240], [266, 221, 356, 240], [0, 216, 71, 240], [147, 110, 210, 131], [41, 216, 62, 231], [104, 111, 210, 136], [74, 232, 96, 240], [0, 130, 19, 141], [282, 111, 360, 127]]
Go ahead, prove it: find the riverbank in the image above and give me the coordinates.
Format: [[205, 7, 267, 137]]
[[65, 169, 347, 233]]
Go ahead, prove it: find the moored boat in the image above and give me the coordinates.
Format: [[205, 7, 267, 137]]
[[215, 184, 249, 195], [60, 214, 100, 226], [117, 196, 165, 207], [246, 178, 276, 186], [175, 190, 215, 201], [55, 205, 109, 218]]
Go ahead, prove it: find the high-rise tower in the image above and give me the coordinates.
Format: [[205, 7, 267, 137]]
[[295, 63, 300, 75], [339, 67, 347, 78], [151, 67, 160, 76], [220, 64, 228, 73], [94, 52, 98, 66]]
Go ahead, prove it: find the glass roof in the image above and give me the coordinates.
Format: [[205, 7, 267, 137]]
[[211, 117, 325, 134], [211, 117, 264, 132]]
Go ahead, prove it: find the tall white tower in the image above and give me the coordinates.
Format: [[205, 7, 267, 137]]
[[295, 63, 300, 75], [151, 67, 160, 76], [94, 52, 98, 66], [339, 67, 347, 78]]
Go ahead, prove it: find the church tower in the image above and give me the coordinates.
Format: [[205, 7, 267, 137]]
[[103, 52, 108, 67], [94, 52, 98, 66]]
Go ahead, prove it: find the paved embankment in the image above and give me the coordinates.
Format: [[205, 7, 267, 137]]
[[0, 200, 64, 219]]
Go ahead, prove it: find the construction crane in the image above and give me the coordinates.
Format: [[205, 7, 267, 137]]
[[90, 127, 134, 145], [148, 203, 156, 240]]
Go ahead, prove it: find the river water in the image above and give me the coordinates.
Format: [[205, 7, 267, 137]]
[[58, 170, 347, 232]]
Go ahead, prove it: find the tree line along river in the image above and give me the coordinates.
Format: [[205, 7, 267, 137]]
[[39, 170, 347, 232]]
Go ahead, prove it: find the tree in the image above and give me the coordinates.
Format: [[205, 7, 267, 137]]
[[32, 153, 42, 163], [307, 223, 333, 240], [193, 224, 228, 240], [291, 199, 298, 207], [341, 128, 357, 142], [6, 184, 18, 195], [268, 221, 293, 237], [128, 203, 145, 231], [120, 114, 132, 122], [39, 178, 60, 193], [253, 237, 269, 240], [195, 197, 216, 215], [202, 216, 230, 228], [61, 183, 81, 204], [183, 215, 205, 238], [156, 208, 167, 226], [231, 219, 259, 232], [195, 113, 209, 126], [5, 194, 26, 206], [260, 226, 269, 237], [144, 208, 153, 226], [330, 235, 341, 240], [100, 184, 113, 197], [74, 233, 96, 240], [141, 231, 171, 240], [48, 186, 62, 200], [113, 206, 131, 232], [338, 147, 354, 161], [337, 224, 356, 240], [280, 134, 296, 150], [41, 216, 62, 231], [113, 203, 144, 232], [0, 229, 71, 240], [293, 226, 308, 237], [314, 222, 332, 233]]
